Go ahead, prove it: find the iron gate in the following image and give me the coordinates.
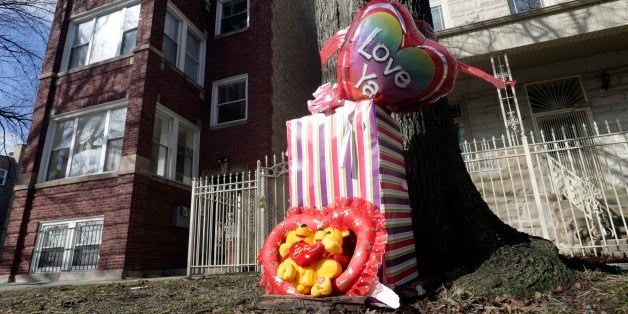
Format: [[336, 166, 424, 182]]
[[187, 155, 289, 276]]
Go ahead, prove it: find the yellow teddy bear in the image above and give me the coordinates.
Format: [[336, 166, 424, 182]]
[[277, 224, 318, 294], [279, 224, 315, 258], [310, 227, 350, 297]]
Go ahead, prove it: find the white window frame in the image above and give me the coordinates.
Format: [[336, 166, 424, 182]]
[[60, 0, 141, 71], [30, 216, 104, 273], [211, 74, 249, 127], [430, 0, 450, 32], [163, 2, 207, 85], [151, 104, 200, 185], [0, 168, 6, 186], [38, 100, 128, 183], [215, 0, 250, 36]]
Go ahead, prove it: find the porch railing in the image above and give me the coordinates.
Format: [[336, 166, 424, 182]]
[[188, 120, 628, 276], [462, 119, 628, 257]]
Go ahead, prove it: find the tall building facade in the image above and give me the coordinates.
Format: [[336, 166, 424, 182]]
[[0, 0, 320, 282]]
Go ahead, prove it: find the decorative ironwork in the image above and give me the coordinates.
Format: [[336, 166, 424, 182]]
[[495, 64, 509, 82], [552, 167, 615, 241], [32, 220, 103, 273], [460, 119, 627, 257], [506, 110, 520, 132], [188, 154, 290, 276], [526, 77, 587, 114]]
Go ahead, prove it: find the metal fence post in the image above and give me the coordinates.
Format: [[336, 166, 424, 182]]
[[186, 178, 197, 277], [521, 134, 550, 239]]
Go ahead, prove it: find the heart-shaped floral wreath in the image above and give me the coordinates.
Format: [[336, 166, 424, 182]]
[[258, 198, 387, 296]]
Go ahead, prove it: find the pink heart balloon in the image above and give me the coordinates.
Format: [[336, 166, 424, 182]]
[[336, 0, 459, 113]]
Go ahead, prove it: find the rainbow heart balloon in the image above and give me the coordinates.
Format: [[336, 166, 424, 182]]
[[336, 0, 459, 113]]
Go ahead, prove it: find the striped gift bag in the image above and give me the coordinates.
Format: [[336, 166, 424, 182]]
[[286, 100, 418, 287]]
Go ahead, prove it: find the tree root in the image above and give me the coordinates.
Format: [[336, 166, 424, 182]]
[[452, 238, 575, 298]]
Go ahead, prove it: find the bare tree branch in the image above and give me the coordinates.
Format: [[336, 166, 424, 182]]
[[0, 0, 55, 154]]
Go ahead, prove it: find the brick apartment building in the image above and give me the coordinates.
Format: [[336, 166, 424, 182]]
[[0, 0, 320, 282]]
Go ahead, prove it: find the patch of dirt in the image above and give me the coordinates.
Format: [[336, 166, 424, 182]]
[[0, 271, 625, 313]]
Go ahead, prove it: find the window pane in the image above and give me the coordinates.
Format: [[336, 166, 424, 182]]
[[163, 36, 178, 65], [120, 29, 137, 55], [42, 225, 68, 248], [184, 32, 201, 81], [69, 113, 106, 177], [175, 125, 194, 184], [71, 222, 103, 270], [47, 120, 75, 180], [151, 143, 169, 176], [184, 55, 199, 81], [153, 114, 171, 145], [220, 12, 248, 34], [217, 100, 246, 124], [220, 0, 248, 34], [74, 20, 94, 46], [511, 0, 542, 13], [164, 12, 179, 41], [123, 5, 140, 31], [104, 138, 123, 172], [186, 32, 200, 60], [69, 44, 89, 69], [222, 0, 247, 18], [53, 120, 75, 150], [218, 81, 246, 104], [431, 6, 445, 31], [108, 108, 127, 139], [151, 114, 171, 177], [89, 10, 124, 63], [37, 225, 68, 271], [47, 149, 70, 180], [72, 246, 100, 269]]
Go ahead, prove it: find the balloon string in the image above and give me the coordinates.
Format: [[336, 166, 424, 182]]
[[458, 62, 514, 89], [320, 27, 349, 65]]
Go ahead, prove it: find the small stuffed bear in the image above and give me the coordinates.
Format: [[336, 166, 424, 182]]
[[310, 227, 350, 297], [277, 224, 319, 294], [277, 225, 351, 296], [279, 224, 315, 258]]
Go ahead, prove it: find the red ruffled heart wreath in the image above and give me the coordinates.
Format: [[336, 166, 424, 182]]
[[258, 197, 387, 296]]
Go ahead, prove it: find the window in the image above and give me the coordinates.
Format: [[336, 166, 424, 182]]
[[64, 2, 140, 70], [509, 0, 542, 14], [31, 217, 104, 273], [0, 169, 6, 185], [430, 5, 446, 31], [42, 102, 127, 181], [216, 0, 249, 35], [162, 5, 206, 85], [211, 75, 248, 126], [151, 105, 199, 185], [526, 77, 587, 114]]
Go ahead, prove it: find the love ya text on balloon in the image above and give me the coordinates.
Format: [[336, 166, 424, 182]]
[[355, 27, 412, 97]]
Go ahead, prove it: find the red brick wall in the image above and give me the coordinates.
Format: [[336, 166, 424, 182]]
[[0, 176, 133, 275], [200, 0, 275, 172], [1, 0, 173, 278], [124, 176, 190, 271], [2, 0, 280, 279]]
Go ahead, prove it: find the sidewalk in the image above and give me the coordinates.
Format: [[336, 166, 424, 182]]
[[0, 275, 186, 292]]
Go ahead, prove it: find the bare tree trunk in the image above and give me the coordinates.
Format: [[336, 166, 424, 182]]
[[314, 0, 574, 297]]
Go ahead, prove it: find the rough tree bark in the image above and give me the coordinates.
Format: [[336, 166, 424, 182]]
[[313, 0, 574, 297]]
